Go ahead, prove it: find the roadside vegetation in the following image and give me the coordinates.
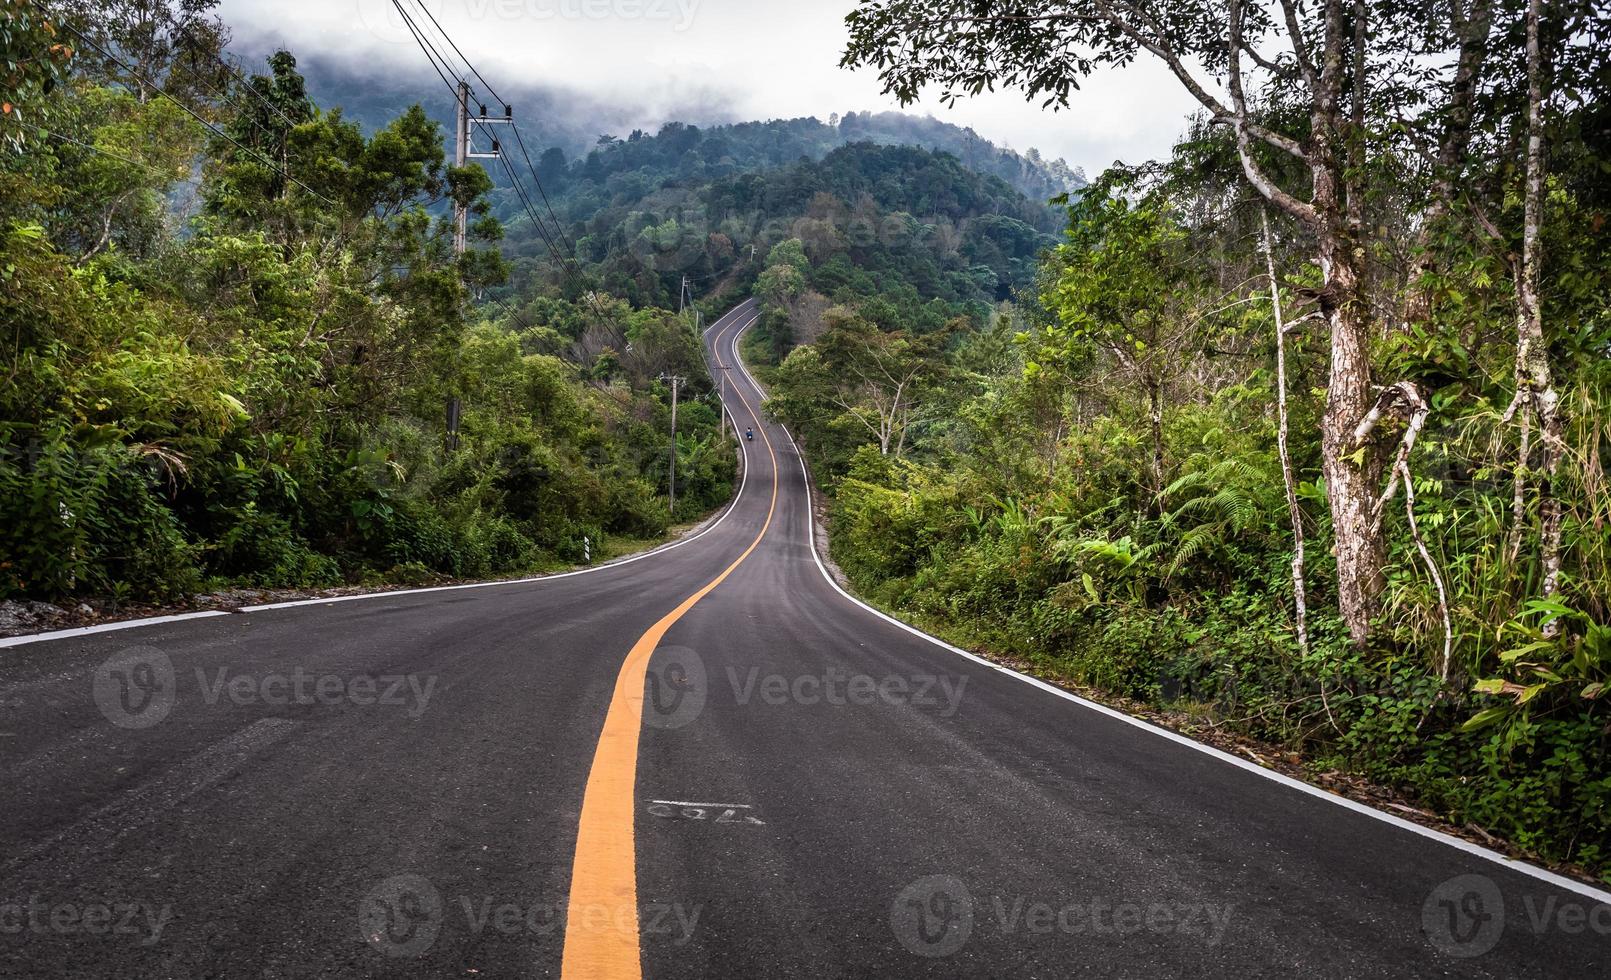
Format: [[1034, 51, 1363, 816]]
[[0, 1, 732, 605], [752, 0, 1611, 877]]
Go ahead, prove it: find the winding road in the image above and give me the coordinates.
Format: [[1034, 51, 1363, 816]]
[[1, 299, 1607, 978]]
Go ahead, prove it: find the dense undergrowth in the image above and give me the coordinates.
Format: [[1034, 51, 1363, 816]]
[[757, 127, 1611, 877]]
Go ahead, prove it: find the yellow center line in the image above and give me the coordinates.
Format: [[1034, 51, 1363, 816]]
[[560, 310, 775, 980]]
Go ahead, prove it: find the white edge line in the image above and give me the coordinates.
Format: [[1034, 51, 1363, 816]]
[[724, 315, 1611, 906], [0, 306, 764, 651], [0, 611, 234, 650]]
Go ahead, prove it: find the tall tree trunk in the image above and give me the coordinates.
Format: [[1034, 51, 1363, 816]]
[[1317, 211, 1384, 644], [1261, 210, 1309, 655], [1307, 0, 1386, 647], [1515, 0, 1566, 629]]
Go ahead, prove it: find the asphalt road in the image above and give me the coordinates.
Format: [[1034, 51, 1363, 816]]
[[1, 299, 1607, 979]]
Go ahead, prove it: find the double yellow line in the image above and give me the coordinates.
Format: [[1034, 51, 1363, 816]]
[[560, 310, 776, 979]]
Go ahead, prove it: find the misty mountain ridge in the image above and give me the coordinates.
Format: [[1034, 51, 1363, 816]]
[[287, 55, 1087, 208]]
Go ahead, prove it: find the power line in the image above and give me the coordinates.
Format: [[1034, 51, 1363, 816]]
[[390, 1, 616, 331], [26, 121, 203, 188], [486, 294, 533, 331], [59, 24, 296, 164], [510, 121, 582, 264], [387, 0, 609, 338], [403, 0, 507, 109], [391, 1, 464, 99], [56, 20, 336, 207], [389, 1, 511, 175], [388, 0, 630, 340]]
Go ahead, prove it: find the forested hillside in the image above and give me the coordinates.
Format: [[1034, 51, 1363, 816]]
[[747, 0, 1611, 876], [0, 3, 732, 606], [490, 138, 1059, 321], [295, 56, 1086, 202]]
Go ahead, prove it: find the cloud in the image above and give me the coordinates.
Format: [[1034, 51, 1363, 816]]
[[217, 0, 1200, 170]]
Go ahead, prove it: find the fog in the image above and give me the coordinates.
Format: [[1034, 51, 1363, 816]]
[[218, 0, 1201, 172]]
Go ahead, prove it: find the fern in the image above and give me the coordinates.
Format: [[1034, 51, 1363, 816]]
[[1158, 456, 1276, 580]]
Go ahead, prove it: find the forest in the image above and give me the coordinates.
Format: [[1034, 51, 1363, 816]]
[[0, 1, 1054, 612], [483, 119, 1064, 315], [751, 0, 1610, 877], [0, 0, 736, 607]]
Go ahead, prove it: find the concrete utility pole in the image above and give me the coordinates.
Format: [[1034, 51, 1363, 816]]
[[454, 81, 470, 253], [660, 374, 686, 513], [449, 87, 510, 447], [717, 369, 728, 439], [453, 81, 510, 256], [678, 276, 689, 315]]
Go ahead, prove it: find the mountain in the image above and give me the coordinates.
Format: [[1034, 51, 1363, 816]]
[[290, 57, 1086, 209]]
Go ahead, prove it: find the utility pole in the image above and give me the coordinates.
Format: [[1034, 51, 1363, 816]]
[[678, 275, 689, 315], [453, 81, 510, 255], [717, 369, 728, 439], [449, 86, 510, 447], [659, 374, 685, 514], [454, 81, 470, 253]]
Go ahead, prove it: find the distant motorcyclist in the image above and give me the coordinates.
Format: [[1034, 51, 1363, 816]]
[[745, 428, 754, 442]]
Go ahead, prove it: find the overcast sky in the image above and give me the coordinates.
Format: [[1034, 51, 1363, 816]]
[[219, 0, 1200, 173]]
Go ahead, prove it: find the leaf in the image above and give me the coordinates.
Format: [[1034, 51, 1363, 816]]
[[1462, 706, 1511, 731], [218, 392, 250, 417], [1499, 639, 1556, 663], [1473, 678, 1540, 702]]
